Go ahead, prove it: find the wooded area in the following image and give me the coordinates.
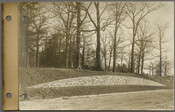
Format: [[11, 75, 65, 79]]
[[19, 2, 173, 76]]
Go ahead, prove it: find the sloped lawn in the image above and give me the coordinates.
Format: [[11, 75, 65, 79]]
[[19, 67, 174, 101]]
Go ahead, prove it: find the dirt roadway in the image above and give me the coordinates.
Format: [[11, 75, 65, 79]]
[[19, 89, 174, 110]]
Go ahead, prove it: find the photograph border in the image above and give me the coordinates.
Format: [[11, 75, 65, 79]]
[[0, 0, 174, 111]]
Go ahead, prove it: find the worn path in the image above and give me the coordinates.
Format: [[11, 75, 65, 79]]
[[20, 89, 174, 110]]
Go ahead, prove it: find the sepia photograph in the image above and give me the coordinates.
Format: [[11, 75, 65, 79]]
[[18, 1, 174, 110]]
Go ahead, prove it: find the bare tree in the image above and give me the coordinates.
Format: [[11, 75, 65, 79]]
[[147, 60, 156, 75], [136, 21, 154, 74], [118, 46, 127, 66], [75, 2, 81, 69], [81, 33, 94, 67], [109, 2, 127, 72], [75, 2, 91, 69], [19, 2, 39, 67], [156, 22, 168, 76], [85, 2, 111, 70], [126, 3, 162, 73], [105, 34, 114, 71], [108, 44, 113, 71], [101, 34, 110, 71], [29, 4, 49, 67], [162, 55, 172, 77], [46, 2, 76, 68]]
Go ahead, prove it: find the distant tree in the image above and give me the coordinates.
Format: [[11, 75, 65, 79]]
[[81, 33, 94, 67], [155, 22, 168, 76], [162, 55, 172, 77], [109, 33, 125, 72], [101, 34, 110, 71], [118, 46, 127, 66], [126, 3, 162, 73], [136, 21, 154, 74], [109, 2, 127, 72], [20, 3, 49, 67], [19, 2, 39, 67], [147, 60, 156, 75], [29, 4, 49, 67], [108, 44, 113, 71], [46, 2, 76, 68]]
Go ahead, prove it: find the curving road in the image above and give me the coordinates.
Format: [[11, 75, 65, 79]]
[[20, 89, 174, 110]]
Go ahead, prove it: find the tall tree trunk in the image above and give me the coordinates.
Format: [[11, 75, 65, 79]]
[[164, 63, 167, 77], [121, 54, 123, 66], [69, 37, 73, 68], [95, 2, 101, 71], [152, 64, 154, 75], [45, 34, 48, 67], [76, 2, 81, 69], [137, 48, 141, 74], [112, 5, 118, 72], [159, 38, 162, 76], [104, 51, 107, 71], [108, 49, 112, 71], [36, 36, 39, 67], [131, 39, 135, 73], [128, 53, 131, 71], [82, 37, 85, 67], [141, 51, 145, 75], [131, 21, 136, 73], [113, 29, 117, 72], [58, 38, 62, 67], [103, 36, 107, 71], [65, 32, 69, 68]]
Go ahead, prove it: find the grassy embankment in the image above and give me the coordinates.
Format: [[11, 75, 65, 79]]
[[19, 67, 174, 100]]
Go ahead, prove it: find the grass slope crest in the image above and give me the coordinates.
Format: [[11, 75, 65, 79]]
[[19, 67, 174, 100]]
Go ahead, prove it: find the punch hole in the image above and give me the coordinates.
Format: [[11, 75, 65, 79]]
[[6, 93, 12, 98], [22, 93, 27, 99], [6, 15, 11, 21], [23, 16, 28, 22]]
